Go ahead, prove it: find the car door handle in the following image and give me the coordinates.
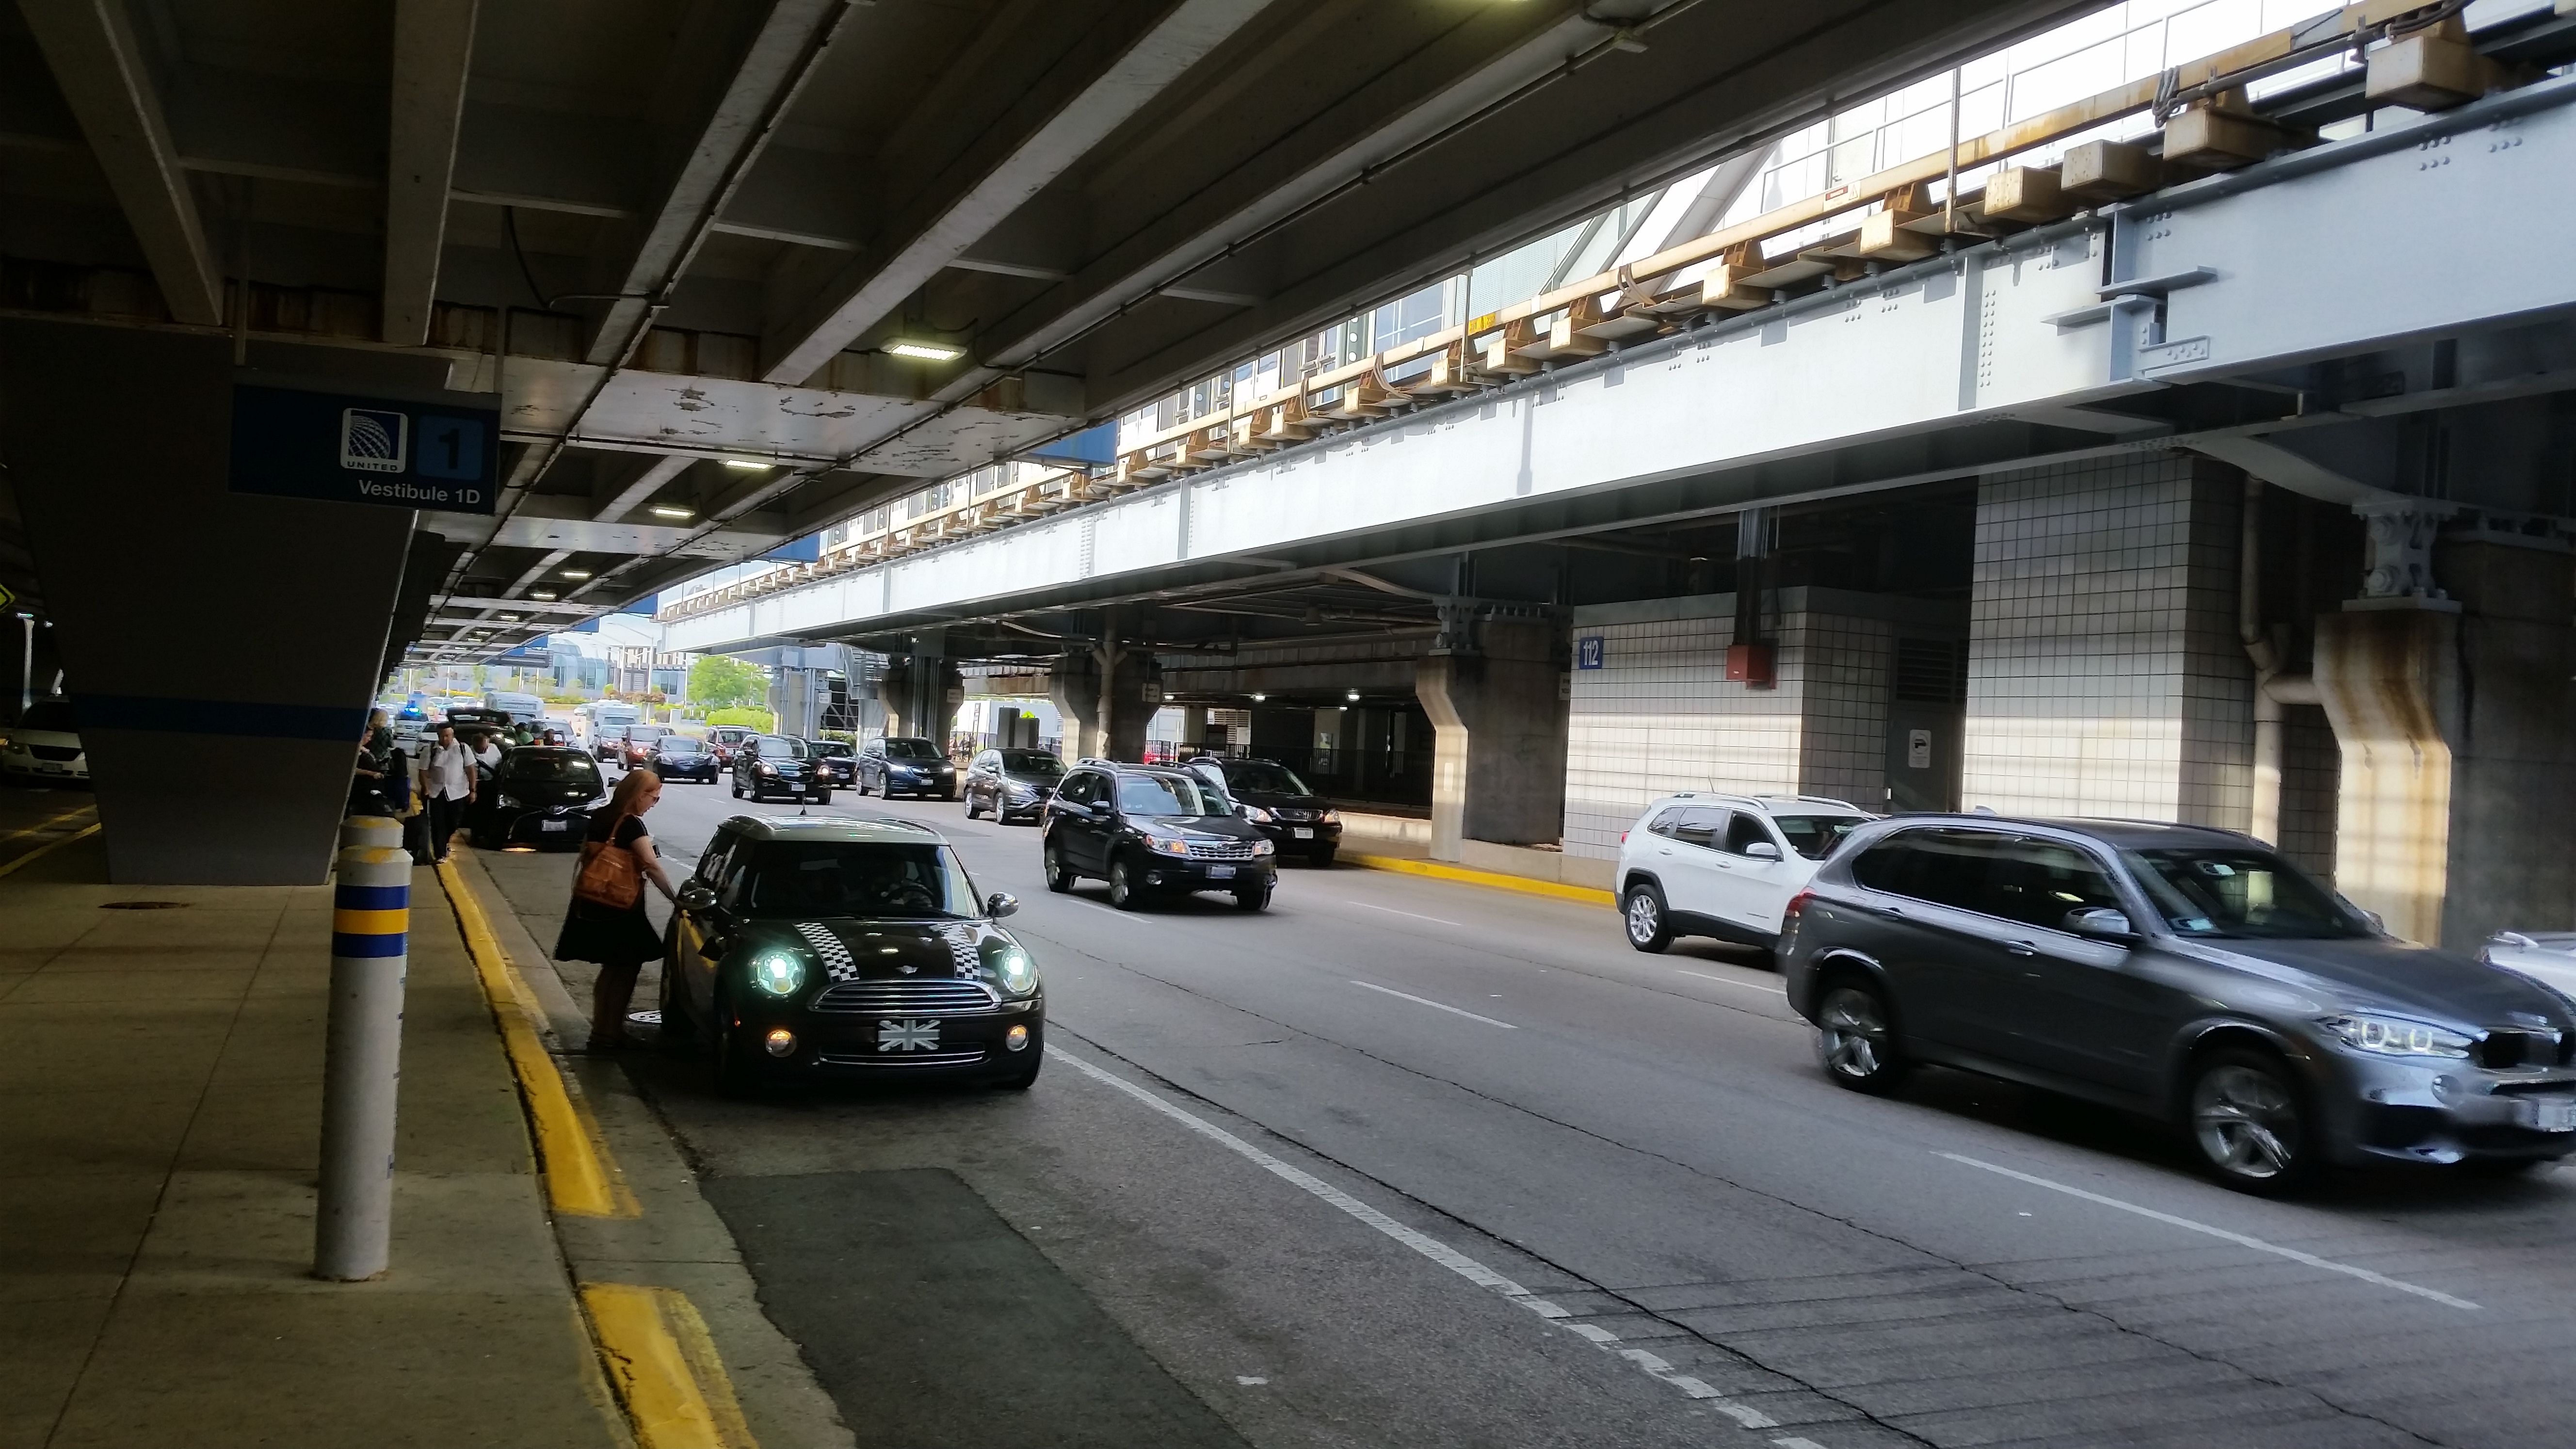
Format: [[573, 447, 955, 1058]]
[[2005, 940, 2038, 956]]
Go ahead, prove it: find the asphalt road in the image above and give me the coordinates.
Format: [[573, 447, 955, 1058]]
[[515, 770, 2576, 1449]]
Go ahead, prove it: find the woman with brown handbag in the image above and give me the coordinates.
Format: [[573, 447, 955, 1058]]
[[555, 768, 678, 1050]]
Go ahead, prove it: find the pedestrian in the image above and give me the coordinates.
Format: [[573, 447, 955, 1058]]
[[421, 722, 477, 863], [555, 767, 678, 1051], [350, 712, 395, 816]]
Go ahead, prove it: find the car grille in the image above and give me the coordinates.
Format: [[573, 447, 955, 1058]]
[[1273, 808, 1318, 822], [1186, 839, 1256, 860], [2478, 1030, 2567, 1068], [809, 980, 998, 1014], [817, 1047, 989, 1068], [29, 745, 80, 762]]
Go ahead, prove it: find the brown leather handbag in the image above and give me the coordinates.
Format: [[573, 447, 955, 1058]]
[[571, 813, 642, 910]]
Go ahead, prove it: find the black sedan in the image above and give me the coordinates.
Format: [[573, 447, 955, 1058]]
[[805, 738, 856, 788], [647, 734, 720, 783], [659, 815, 1042, 1091], [1184, 755, 1341, 866], [859, 736, 957, 799], [1043, 761, 1276, 910], [962, 747, 1065, 823], [1781, 816, 2576, 1194], [467, 747, 605, 851]]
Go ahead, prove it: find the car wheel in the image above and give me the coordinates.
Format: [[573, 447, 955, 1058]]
[[2189, 1047, 2319, 1196], [1309, 845, 1336, 869], [1233, 878, 1272, 912], [1108, 855, 1144, 910], [731, 780, 743, 798], [654, 960, 696, 1047], [963, 792, 982, 821], [940, 787, 956, 801], [1044, 840, 1076, 893], [710, 993, 761, 1096], [812, 789, 832, 805], [1815, 976, 1907, 1095], [1623, 883, 1674, 953]]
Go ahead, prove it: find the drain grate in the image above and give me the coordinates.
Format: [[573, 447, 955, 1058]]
[[99, 901, 189, 910]]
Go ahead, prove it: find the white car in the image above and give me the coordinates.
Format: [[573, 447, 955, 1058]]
[[0, 699, 88, 784], [2485, 932, 2576, 1000], [1616, 793, 1874, 954]]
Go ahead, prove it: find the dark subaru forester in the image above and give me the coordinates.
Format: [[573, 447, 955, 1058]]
[[659, 815, 1042, 1090]]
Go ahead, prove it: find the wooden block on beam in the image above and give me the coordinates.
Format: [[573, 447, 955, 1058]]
[[1858, 209, 1939, 260], [2365, 26, 2491, 111], [2060, 140, 2162, 202], [1983, 166, 2072, 223]]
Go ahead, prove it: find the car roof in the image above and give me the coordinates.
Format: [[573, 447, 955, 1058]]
[[1075, 759, 1203, 781], [1642, 792, 1869, 816], [721, 814, 945, 843], [1857, 814, 2255, 849]]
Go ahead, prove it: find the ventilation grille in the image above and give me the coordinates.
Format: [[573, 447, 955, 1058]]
[[1894, 639, 1967, 705]]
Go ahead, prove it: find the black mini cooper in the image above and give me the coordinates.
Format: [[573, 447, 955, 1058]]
[[658, 816, 1042, 1090]]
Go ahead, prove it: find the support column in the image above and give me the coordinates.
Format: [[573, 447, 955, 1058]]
[[1414, 616, 1568, 861], [1177, 705, 1208, 757]]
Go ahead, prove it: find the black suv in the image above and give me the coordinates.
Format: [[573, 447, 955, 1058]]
[[805, 738, 855, 788], [731, 734, 828, 804], [963, 747, 1066, 823], [1043, 761, 1277, 910], [860, 736, 958, 799], [1783, 815, 2576, 1194], [1183, 755, 1341, 866]]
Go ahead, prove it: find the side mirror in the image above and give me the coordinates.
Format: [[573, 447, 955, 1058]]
[[986, 891, 1019, 919], [675, 882, 716, 914], [2064, 907, 2137, 942], [1742, 840, 1783, 861]]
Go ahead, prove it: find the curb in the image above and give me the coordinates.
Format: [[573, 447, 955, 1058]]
[[581, 1283, 760, 1449], [1343, 851, 1616, 908]]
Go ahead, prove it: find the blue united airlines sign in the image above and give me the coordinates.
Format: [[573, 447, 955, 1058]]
[[230, 383, 499, 515]]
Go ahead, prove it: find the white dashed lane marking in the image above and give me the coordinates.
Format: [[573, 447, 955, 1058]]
[[1351, 981, 1517, 1028], [1049, 1046, 1814, 1439], [1939, 1152, 2480, 1310], [1674, 968, 1787, 997], [1345, 900, 1467, 927]]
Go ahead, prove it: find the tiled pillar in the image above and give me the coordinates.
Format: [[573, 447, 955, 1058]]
[[1962, 454, 2253, 827]]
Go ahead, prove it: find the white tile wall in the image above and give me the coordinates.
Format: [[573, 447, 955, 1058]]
[[1963, 455, 2254, 828]]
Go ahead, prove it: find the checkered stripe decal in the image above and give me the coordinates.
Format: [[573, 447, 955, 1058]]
[[936, 924, 980, 977], [797, 921, 859, 982]]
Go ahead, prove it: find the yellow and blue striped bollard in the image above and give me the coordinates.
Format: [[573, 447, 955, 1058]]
[[316, 841, 410, 1281]]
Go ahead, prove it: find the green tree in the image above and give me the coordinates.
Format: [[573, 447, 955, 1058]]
[[689, 656, 768, 710]]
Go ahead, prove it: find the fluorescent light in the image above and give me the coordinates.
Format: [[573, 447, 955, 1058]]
[[1346, 690, 1361, 702], [886, 340, 963, 362], [498, 613, 522, 622], [724, 459, 772, 471], [1249, 692, 1265, 702], [530, 590, 557, 601], [560, 569, 591, 580], [650, 505, 693, 520]]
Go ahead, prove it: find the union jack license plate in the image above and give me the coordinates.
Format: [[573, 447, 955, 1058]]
[[876, 1018, 941, 1052]]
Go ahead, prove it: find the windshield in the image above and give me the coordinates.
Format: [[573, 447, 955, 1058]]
[[1772, 813, 1867, 861], [1118, 774, 1221, 817], [754, 736, 808, 758], [18, 702, 75, 732], [657, 738, 706, 755], [500, 753, 601, 785], [2122, 848, 2368, 939], [1000, 750, 1064, 775], [883, 738, 941, 760], [809, 741, 853, 757], [626, 726, 668, 742], [738, 842, 980, 918], [1222, 760, 1309, 795]]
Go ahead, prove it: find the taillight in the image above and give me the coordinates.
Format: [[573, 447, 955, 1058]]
[[1619, 830, 1629, 844], [1783, 890, 1814, 921]]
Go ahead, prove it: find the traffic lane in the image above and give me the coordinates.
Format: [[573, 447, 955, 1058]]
[[646, 789, 2576, 1442], [608, 786, 1762, 1449]]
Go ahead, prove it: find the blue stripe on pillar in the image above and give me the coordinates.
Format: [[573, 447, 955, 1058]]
[[332, 884, 411, 911], [71, 694, 369, 742], [330, 933, 408, 959]]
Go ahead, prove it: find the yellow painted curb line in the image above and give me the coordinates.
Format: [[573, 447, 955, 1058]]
[[1344, 851, 1617, 908], [580, 1283, 759, 1449], [436, 858, 640, 1219], [0, 821, 101, 879], [0, 802, 97, 847]]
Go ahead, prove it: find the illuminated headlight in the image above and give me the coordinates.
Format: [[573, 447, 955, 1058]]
[[1251, 839, 1275, 857], [1242, 805, 1274, 823], [1006, 782, 1037, 800], [1320, 810, 1340, 825], [757, 763, 777, 776], [496, 793, 518, 808], [2317, 1013, 2472, 1059], [995, 947, 1038, 998], [1144, 834, 1190, 857], [748, 950, 806, 998]]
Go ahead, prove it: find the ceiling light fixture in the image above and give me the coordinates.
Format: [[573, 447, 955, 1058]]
[[530, 590, 557, 601], [560, 569, 591, 580], [885, 340, 963, 362], [724, 458, 772, 471], [1249, 692, 1266, 702], [650, 505, 693, 520], [1346, 690, 1361, 702]]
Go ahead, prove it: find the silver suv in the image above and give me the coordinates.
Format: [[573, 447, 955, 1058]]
[[1616, 793, 1873, 954]]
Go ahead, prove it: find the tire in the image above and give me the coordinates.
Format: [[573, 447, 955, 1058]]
[[1044, 840, 1077, 893], [1309, 845, 1336, 869], [1108, 855, 1144, 910], [654, 959, 696, 1048], [1233, 877, 1272, 912], [1815, 975, 1907, 1095], [2188, 1047, 2320, 1196], [1623, 883, 1674, 953], [940, 787, 956, 802], [710, 992, 761, 1096], [811, 789, 831, 805], [731, 779, 743, 799], [963, 792, 982, 821], [856, 773, 871, 797]]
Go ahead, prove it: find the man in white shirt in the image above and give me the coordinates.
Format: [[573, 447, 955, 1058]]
[[422, 723, 478, 863]]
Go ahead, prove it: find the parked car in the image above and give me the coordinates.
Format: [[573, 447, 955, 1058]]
[[708, 724, 753, 766], [0, 699, 87, 785], [1617, 793, 1874, 954], [647, 734, 720, 783], [2486, 932, 2576, 1000], [1182, 755, 1341, 866], [615, 724, 671, 768], [805, 738, 855, 788], [1780, 815, 2576, 1194], [466, 747, 606, 851], [858, 736, 957, 799], [658, 814, 1041, 1091], [732, 734, 829, 804], [1043, 761, 1276, 911], [963, 748, 1066, 823]]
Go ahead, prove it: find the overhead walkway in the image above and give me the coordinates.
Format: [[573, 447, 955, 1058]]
[[664, 13, 2576, 654]]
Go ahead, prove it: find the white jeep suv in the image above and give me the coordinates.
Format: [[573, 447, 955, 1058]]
[[1616, 793, 1874, 954]]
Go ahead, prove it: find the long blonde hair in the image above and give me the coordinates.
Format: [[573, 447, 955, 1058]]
[[605, 768, 660, 820]]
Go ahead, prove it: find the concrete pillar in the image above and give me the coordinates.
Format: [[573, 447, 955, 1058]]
[[0, 319, 419, 884], [2317, 541, 2575, 949], [1049, 647, 1150, 761], [1177, 706, 1208, 757], [1962, 454, 2253, 828], [1415, 616, 1568, 860]]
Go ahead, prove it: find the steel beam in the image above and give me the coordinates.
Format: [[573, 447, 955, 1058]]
[[383, 0, 478, 345]]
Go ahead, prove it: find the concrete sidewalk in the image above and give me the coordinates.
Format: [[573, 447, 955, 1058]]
[[0, 830, 627, 1449]]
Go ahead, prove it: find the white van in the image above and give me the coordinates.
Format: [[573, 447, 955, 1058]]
[[484, 690, 546, 724], [581, 702, 641, 757]]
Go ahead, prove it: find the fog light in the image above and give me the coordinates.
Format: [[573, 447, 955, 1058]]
[[763, 1028, 796, 1058], [1005, 1024, 1030, 1053]]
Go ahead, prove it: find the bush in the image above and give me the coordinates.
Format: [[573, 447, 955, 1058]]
[[704, 707, 775, 732]]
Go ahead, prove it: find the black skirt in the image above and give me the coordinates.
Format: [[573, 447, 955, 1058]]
[[554, 895, 662, 966]]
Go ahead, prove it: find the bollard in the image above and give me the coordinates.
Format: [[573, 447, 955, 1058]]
[[315, 845, 410, 1281], [339, 814, 402, 854]]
